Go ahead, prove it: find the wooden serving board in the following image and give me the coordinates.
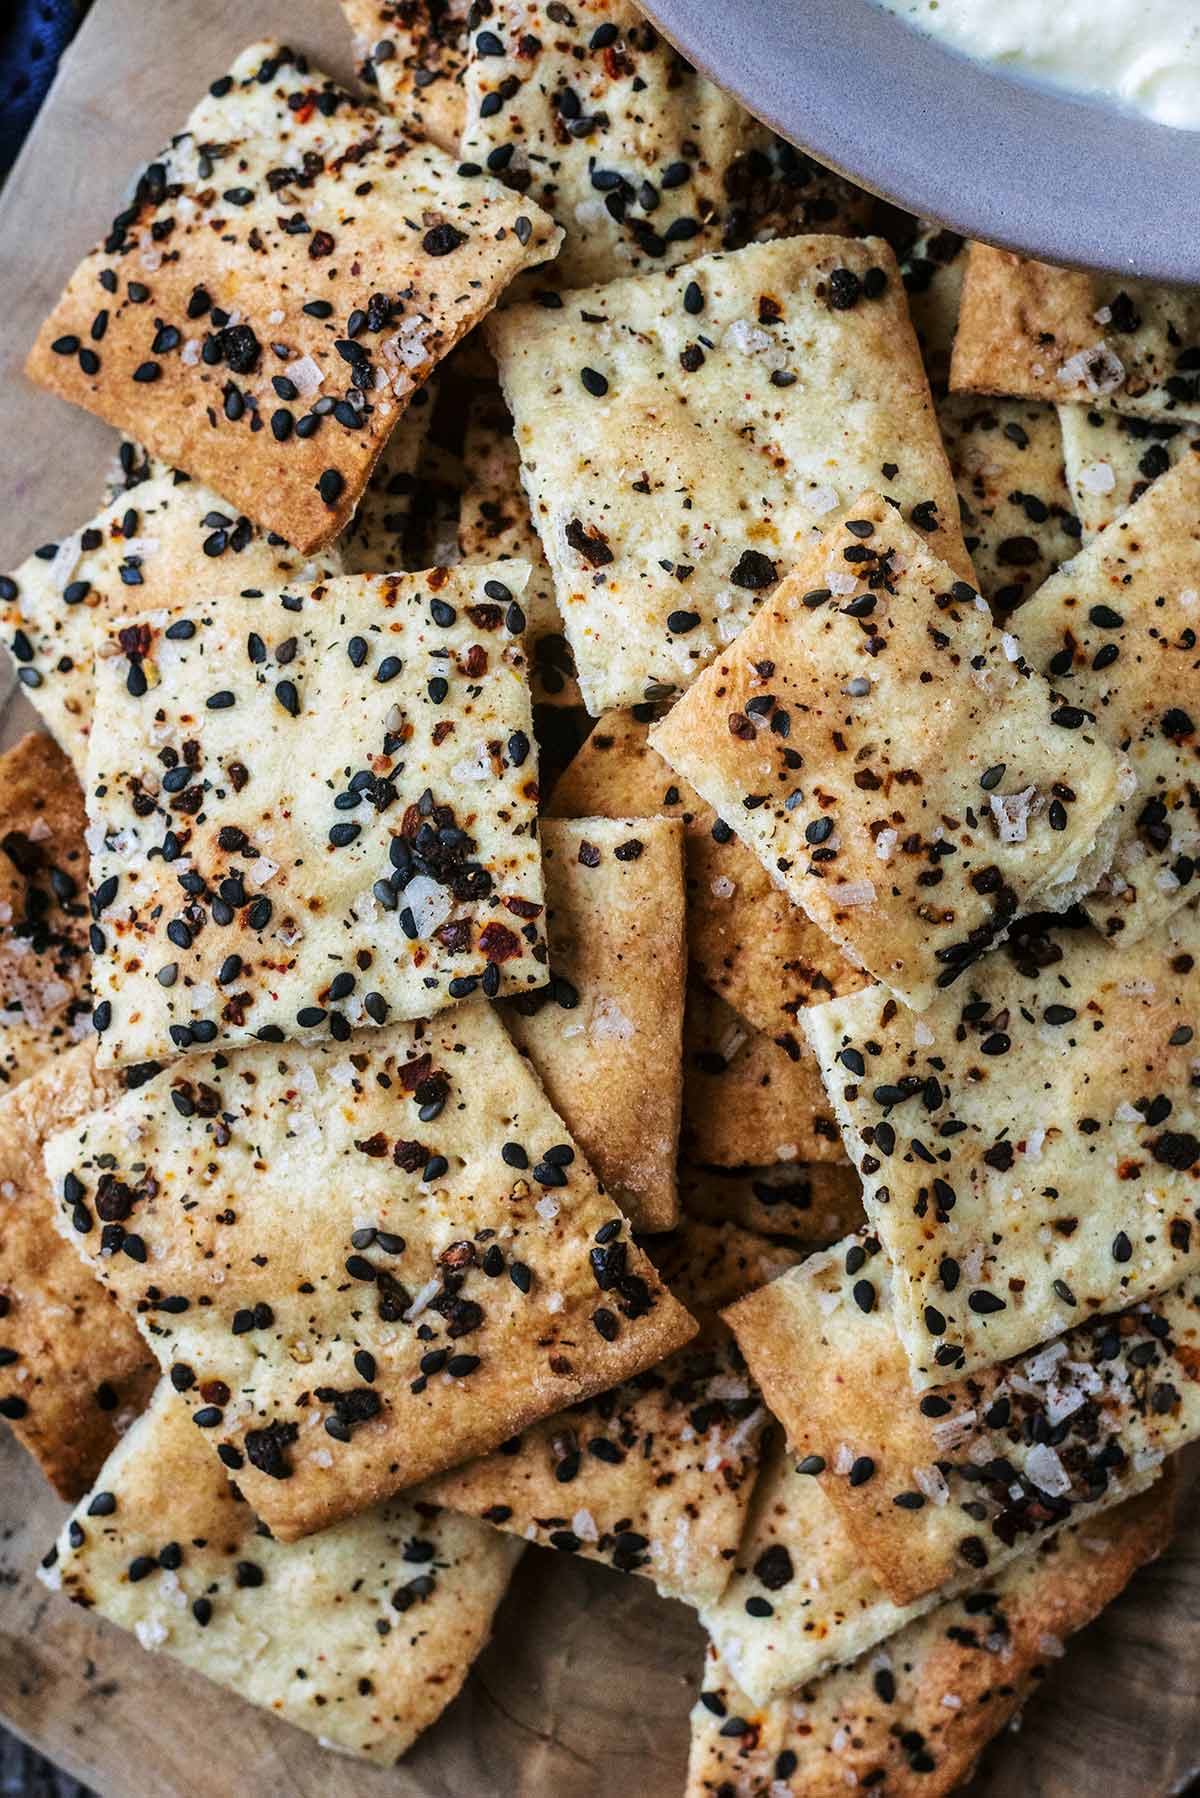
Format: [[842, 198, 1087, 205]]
[[2, 4, 1200, 1793]]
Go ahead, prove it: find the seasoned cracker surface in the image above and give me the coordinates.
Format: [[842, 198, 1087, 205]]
[[652, 495, 1121, 1010], [1014, 453, 1200, 945], [44, 1003, 695, 1540], [28, 41, 560, 553], [44, 1380, 521, 1764], [2, 473, 340, 773], [688, 1484, 1172, 1797], [490, 236, 966, 713], [86, 566, 546, 1066], [727, 1229, 1195, 1607]]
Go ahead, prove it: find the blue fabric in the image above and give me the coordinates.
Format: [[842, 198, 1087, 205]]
[[0, 0, 80, 175]]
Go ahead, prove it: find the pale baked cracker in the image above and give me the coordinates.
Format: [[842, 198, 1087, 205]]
[[27, 41, 561, 555], [802, 906, 1200, 1385], [683, 983, 846, 1168], [338, 385, 435, 574], [503, 816, 686, 1232], [725, 1231, 1196, 1606], [951, 244, 1200, 424], [1059, 403, 1200, 538], [86, 565, 547, 1067], [0, 733, 92, 1091], [41, 1380, 521, 1764], [650, 494, 1121, 1011], [458, 4, 885, 292], [0, 1042, 157, 1500], [488, 236, 969, 715], [44, 1003, 695, 1541], [900, 230, 1081, 618], [458, 396, 581, 707], [547, 710, 866, 1036], [680, 1162, 864, 1244], [688, 1481, 1173, 1798], [699, 1444, 933, 1705], [2, 473, 341, 773], [342, 0, 472, 153], [1013, 453, 1200, 945], [424, 1217, 799, 1608]]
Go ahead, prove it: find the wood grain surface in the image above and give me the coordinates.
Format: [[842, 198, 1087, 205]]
[[1, 4, 1199, 1794]]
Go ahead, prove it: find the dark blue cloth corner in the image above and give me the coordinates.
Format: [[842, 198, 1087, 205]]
[[0, 0, 82, 176]]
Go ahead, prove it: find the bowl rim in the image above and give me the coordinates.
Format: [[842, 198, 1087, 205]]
[[639, 0, 1200, 286]]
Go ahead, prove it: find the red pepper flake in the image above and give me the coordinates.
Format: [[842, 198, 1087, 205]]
[[479, 921, 521, 962]]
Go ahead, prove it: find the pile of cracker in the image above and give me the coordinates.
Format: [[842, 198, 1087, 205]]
[[2, 15, 1199, 1793]]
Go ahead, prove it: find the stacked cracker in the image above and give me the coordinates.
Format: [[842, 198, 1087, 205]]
[[2, 15, 1195, 1794]]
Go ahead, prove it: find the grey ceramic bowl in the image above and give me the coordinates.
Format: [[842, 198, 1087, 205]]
[[641, 0, 1200, 282]]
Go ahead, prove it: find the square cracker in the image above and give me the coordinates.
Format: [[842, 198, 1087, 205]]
[[0, 1043, 157, 1500], [688, 1482, 1172, 1798], [1059, 403, 1200, 539], [2, 473, 341, 774], [699, 1445, 932, 1705], [86, 565, 547, 1068], [0, 733, 92, 1091], [488, 236, 969, 715], [680, 1162, 864, 1244], [26, 41, 561, 556], [42, 1380, 521, 1764], [683, 984, 846, 1167], [44, 1002, 695, 1542], [423, 1217, 800, 1608], [650, 493, 1122, 1011], [802, 907, 1200, 1385], [547, 710, 866, 1037], [457, 4, 885, 292], [458, 397, 581, 708], [725, 1231, 1196, 1607], [1013, 453, 1200, 946], [502, 815, 686, 1232], [950, 244, 1200, 424], [342, 0, 472, 153]]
